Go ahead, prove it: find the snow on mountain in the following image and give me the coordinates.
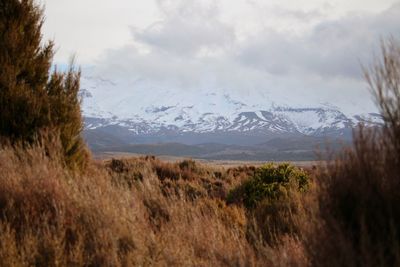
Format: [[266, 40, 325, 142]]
[[80, 75, 381, 139]]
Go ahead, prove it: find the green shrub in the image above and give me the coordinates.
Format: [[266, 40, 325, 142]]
[[0, 0, 88, 170], [228, 163, 309, 209], [227, 163, 310, 247]]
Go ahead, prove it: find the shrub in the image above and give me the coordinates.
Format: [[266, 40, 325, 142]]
[[227, 163, 310, 247], [228, 163, 309, 209], [0, 0, 88, 169], [0, 143, 272, 266], [106, 158, 145, 188], [108, 157, 236, 201], [46, 67, 89, 170], [178, 159, 197, 172], [306, 39, 400, 267], [0, 144, 137, 266]]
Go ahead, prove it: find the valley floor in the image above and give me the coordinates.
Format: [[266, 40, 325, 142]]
[[94, 151, 319, 168]]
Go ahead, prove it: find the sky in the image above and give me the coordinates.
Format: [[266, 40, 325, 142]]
[[41, 0, 400, 115]]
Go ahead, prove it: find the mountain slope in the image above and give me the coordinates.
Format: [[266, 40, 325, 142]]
[[80, 75, 382, 149]]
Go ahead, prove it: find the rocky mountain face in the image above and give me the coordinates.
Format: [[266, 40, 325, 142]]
[[80, 76, 381, 158]]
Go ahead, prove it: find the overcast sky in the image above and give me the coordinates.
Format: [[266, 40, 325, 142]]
[[41, 0, 400, 114]]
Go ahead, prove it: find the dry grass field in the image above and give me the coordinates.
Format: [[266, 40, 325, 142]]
[[0, 143, 314, 266]]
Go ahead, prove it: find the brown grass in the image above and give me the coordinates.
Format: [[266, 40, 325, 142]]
[[1, 142, 311, 266], [304, 39, 400, 267], [305, 127, 400, 266]]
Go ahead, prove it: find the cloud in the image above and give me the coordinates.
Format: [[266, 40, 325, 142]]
[[237, 3, 400, 79], [88, 1, 400, 115], [133, 0, 235, 57]]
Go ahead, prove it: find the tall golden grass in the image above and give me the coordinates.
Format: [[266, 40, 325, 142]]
[[0, 141, 312, 266]]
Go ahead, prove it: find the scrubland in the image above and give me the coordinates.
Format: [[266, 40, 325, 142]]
[[0, 143, 313, 266], [1, 1, 400, 266], [2, 118, 400, 267]]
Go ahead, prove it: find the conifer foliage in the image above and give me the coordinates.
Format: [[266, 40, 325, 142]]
[[0, 0, 88, 169]]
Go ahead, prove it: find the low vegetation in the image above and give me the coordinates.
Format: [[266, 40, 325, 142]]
[[227, 163, 312, 249], [0, 144, 311, 266], [227, 163, 309, 209]]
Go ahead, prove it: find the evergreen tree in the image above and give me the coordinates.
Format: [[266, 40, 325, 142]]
[[0, 0, 88, 169]]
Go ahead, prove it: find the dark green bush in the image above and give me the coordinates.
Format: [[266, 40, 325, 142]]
[[0, 0, 88, 170], [227, 163, 310, 247], [228, 163, 309, 209]]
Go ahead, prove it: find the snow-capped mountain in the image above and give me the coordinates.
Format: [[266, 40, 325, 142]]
[[80, 76, 382, 146]]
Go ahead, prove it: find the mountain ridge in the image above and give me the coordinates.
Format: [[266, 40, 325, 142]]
[[80, 75, 382, 153]]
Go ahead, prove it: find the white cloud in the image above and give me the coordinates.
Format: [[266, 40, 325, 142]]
[[41, 0, 160, 63], [42, 0, 400, 115], [238, 3, 400, 79], [134, 1, 235, 57]]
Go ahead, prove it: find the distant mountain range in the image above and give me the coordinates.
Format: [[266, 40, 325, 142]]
[[80, 76, 381, 160]]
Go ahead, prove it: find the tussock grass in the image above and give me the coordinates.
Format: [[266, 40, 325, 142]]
[[1, 143, 311, 266]]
